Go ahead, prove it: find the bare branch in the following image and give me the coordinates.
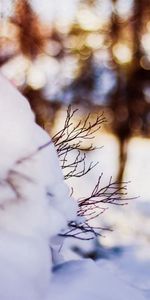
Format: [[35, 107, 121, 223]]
[[52, 106, 106, 180], [0, 106, 134, 242], [61, 174, 134, 240]]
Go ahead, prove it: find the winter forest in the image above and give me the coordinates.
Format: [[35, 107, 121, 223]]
[[0, 0, 150, 299]]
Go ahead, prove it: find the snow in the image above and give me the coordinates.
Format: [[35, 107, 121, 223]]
[[114, 246, 150, 295], [51, 259, 146, 300], [0, 72, 148, 299], [0, 72, 77, 299], [0, 72, 77, 238]]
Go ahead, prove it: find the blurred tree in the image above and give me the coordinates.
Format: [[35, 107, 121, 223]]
[[12, 0, 45, 59], [0, 0, 150, 181]]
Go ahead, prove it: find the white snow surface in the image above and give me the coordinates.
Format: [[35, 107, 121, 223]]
[[0, 72, 147, 300], [0, 72, 77, 299], [0, 72, 77, 238], [51, 259, 146, 300]]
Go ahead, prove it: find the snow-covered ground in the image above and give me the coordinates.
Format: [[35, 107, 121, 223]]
[[0, 73, 149, 299], [59, 126, 150, 299]]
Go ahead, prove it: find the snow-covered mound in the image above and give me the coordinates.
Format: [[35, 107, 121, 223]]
[[0, 73, 77, 300], [0, 73, 147, 300], [0, 73, 77, 237]]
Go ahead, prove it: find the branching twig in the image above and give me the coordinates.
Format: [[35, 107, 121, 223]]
[[60, 174, 133, 240], [0, 106, 134, 241], [52, 106, 106, 180]]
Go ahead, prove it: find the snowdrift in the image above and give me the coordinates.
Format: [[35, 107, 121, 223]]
[[0, 73, 147, 300]]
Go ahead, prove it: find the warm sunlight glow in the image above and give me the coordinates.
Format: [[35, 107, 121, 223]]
[[1, 55, 29, 86], [27, 66, 46, 89], [141, 33, 150, 55], [113, 43, 132, 64], [77, 8, 103, 31], [0, 21, 17, 39], [86, 33, 105, 49]]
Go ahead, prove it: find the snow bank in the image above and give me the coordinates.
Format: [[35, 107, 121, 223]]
[[0, 73, 147, 300], [0, 73, 77, 299], [0, 72, 77, 238]]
